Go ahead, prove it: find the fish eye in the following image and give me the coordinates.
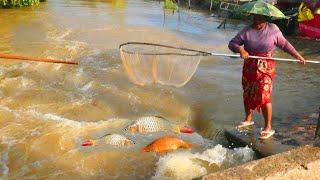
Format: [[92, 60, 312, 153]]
[[124, 128, 128, 131]]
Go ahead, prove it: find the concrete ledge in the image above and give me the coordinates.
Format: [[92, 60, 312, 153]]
[[315, 109, 320, 147], [203, 145, 320, 180], [225, 129, 295, 158]]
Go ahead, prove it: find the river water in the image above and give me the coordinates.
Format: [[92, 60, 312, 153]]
[[0, 0, 319, 179]]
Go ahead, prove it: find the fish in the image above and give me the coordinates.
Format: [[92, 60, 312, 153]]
[[81, 134, 134, 147], [142, 136, 192, 153], [103, 134, 135, 147], [124, 116, 181, 133], [124, 116, 195, 134]]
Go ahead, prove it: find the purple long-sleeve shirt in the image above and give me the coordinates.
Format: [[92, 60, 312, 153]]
[[228, 23, 299, 57], [305, 0, 320, 11]]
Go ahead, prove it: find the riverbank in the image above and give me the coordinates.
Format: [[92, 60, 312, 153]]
[[1, 0, 46, 8], [173, 0, 302, 35]]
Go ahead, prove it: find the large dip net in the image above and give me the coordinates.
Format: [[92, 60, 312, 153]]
[[119, 42, 209, 87]]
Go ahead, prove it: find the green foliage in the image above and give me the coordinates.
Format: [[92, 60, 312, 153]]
[[164, 0, 178, 10], [1, 0, 42, 8]]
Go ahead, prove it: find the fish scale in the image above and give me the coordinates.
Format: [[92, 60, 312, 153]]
[[127, 116, 179, 133], [104, 134, 134, 146], [137, 119, 165, 132]]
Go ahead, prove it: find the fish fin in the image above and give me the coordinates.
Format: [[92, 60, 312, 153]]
[[154, 115, 165, 119], [157, 151, 170, 155], [179, 126, 195, 134], [172, 125, 181, 134], [96, 133, 111, 140], [141, 147, 149, 153], [183, 142, 193, 148], [81, 139, 96, 147], [125, 140, 134, 146]]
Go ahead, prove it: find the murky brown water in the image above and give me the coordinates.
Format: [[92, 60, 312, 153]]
[[0, 0, 319, 179]]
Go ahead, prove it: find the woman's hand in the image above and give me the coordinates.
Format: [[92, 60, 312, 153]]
[[295, 53, 306, 65], [239, 48, 249, 60], [298, 57, 306, 65]]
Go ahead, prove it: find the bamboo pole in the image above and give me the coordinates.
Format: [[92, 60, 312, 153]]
[[0, 53, 78, 65]]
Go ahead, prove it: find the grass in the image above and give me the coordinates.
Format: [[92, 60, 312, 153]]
[[1, 0, 46, 8], [164, 0, 178, 10]]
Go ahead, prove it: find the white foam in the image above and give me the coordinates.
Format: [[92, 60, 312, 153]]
[[47, 28, 73, 41], [0, 105, 21, 118], [32, 161, 42, 168], [195, 145, 254, 166], [195, 144, 227, 166], [0, 137, 18, 177], [309, 112, 319, 119], [80, 81, 94, 92], [153, 145, 255, 180], [0, 148, 9, 177], [152, 151, 207, 180], [0, 104, 127, 131], [0, 77, 37, 89], [26, 109, 101, 128]]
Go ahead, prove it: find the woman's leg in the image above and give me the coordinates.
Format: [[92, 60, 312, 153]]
[[244, 103, 253, 122], [237, 102, 254, 128], [261, 103, 272, 131]]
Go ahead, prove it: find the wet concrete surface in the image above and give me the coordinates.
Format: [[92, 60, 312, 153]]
[[203, 145, 320, 180], [315, 109, 320, 147], [225, 110, 320, 157], [225, 129, 295, 158]]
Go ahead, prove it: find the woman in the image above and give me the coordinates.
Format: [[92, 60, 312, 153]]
[[228, 14, 306, 139], [299, 0, 320, 39]]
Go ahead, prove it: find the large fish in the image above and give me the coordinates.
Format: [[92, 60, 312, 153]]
[[142, 136, 192, 153], [124, 116, 194, 134], [81, 134, 134, 147]]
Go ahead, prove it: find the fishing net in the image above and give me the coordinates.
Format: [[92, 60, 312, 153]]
[[119, 42, 208, 87]]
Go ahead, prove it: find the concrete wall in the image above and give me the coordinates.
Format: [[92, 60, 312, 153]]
[[203, 145, 320, 179], [315, 109, 320, 147]]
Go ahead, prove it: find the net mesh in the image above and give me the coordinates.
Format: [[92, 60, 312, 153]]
[[119, 42, 206, 87]]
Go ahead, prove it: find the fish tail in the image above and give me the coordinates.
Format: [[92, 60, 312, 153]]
[[141, 147, 148, 153], [184, 142, 193, 148]]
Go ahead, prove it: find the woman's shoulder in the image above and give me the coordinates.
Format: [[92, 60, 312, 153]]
[[238, 25, 253, 34], [267, 23, 281, 32]]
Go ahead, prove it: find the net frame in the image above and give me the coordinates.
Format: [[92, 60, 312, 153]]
[[119, 42, 210, 87], [119, 42, 211, 56]]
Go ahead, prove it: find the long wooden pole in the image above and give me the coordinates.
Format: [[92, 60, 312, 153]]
[[210, 52, 320, 64], [0, 53, 78, 65]]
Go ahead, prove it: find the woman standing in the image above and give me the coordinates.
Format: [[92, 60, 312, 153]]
[[228, 14, 306, 139]]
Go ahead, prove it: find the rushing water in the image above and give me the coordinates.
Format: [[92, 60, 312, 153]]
[[0, 0, 319, 179]]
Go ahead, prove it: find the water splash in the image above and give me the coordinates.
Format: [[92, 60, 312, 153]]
[[153, 151, 207, 180], [153, 145, 254, 180]]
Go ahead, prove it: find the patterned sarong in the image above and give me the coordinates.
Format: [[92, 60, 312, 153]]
[[242, 52, 275, 112]]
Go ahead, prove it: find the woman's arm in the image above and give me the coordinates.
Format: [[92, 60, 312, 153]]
[[228, 31, 245, 53], [275, 29, 306, 64], [228, 27, 249, 59], [304, 0, 315, 11]]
